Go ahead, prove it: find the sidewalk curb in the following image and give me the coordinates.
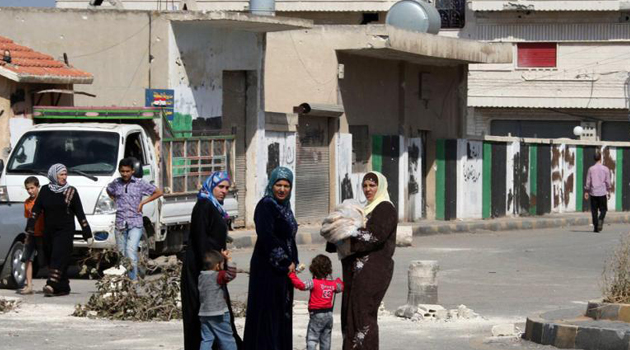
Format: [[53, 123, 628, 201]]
[[409, 213, 630, 236], [228, 213, 630, 249], [524, 312, 630, 349]]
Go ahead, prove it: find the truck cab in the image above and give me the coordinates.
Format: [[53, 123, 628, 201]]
[[0, 107, 237, 286]]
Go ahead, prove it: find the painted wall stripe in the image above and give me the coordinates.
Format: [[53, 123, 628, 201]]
[[372, 135, 383, 173], [482, 142, 492, 219], [491, 142, 507, 218], [617, 148, 623, 212], [536, 144, 552, 215], [529, 144, 538, 216], [445, 140, 458, 220], [436, 139, 446, 220], [623, 148, 630, 211]]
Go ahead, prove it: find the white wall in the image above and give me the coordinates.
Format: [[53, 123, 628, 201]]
[[456, 139, 483, 219], [168, 22, 262, 119], [263, 131, 297, 213]]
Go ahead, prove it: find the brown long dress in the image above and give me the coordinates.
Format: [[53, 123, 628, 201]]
[[341, 201, 397, 350]]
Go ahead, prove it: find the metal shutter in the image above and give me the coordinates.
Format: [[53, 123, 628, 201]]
[[295, 116, 330, 223], [517, 43, 556, 68]]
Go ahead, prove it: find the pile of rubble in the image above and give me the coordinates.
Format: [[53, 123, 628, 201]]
[[73, 259, 182, 321], [395, 304, 482, 322], [0, 297, 20, 313]]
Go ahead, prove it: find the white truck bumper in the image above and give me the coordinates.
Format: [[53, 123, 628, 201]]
[[73, 214, 117, 250]]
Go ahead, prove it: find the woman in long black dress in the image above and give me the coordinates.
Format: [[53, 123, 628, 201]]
[[181, 171, 242, 350], [26, 163, 92, 296], [341, 171, 397, 350], [243, 166, 299, 350]]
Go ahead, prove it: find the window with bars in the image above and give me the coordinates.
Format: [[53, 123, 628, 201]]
[[435, 0, 465, 29]]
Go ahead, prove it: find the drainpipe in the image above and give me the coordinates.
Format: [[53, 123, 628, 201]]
[[250, 0, 275, 16]]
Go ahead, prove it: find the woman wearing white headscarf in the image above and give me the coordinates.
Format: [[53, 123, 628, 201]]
[[339, 171, 397, 350], [26, 163, 92, 296]]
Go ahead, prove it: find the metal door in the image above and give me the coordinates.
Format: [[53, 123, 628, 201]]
[[295, 116, 330, 222]]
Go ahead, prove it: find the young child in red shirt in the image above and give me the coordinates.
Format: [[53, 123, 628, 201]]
[[289, 254, 344, 350]]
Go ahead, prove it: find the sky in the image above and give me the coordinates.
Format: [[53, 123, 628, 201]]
[[0, 0, 55, 7]]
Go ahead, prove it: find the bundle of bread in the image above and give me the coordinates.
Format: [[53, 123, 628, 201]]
[[321, 199, 365, 259]]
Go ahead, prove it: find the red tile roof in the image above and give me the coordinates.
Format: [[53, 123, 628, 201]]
[[0, 36, 93, 84]]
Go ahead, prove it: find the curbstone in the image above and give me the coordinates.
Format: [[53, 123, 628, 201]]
[[598, 328, 630, 350], [619, 306, 630, 323], [554, 324, 578, 348], [541, 322, 557, 346], [600, 304, 621, 320], [575, 326, 602, 350]]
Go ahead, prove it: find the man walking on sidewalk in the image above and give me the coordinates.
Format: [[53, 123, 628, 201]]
[[584, 152, 611, 233]]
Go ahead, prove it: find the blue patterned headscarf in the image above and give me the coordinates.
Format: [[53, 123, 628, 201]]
[[198, 171, 231, 220], [265, 166, 293, 208]]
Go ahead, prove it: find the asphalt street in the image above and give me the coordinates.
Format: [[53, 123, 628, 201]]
[[0, 222, 626, 349]]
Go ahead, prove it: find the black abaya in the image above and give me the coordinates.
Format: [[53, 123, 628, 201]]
[[341, 201, 397, 350], [26, 185, 91, 294], [243, 196, 299, 350], [181, 199, 242, 350]]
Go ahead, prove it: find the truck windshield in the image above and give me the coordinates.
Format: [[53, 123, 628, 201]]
[[7, 131, 120, 176]]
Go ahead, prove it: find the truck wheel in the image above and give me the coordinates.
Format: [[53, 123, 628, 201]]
[[137, 229, 149, 279], [0, 241, 26, 289]]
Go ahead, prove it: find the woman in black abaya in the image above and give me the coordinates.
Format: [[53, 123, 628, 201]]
[[181, 171, 242, 350]]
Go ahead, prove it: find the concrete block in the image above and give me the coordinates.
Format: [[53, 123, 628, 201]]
[[597, 328, 629, 350], [531, 320, 543, 343], [554, 324, 578, 349], [541, 323, 557, 345], [618, 305, 630, 323], [600, 304, 621, 320], [407, 261, 439, 305], [524, 318, 535, 341], [435, 309, 448, 320], [396, 226, 413, 247], [586, 301, 601, 319], [395, 305, 417, 318], [575, 326, 602, 350], [492, 324, 516, 337]]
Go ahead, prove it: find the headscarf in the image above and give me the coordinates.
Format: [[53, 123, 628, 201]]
[[198, 171, 231, 220], [265, 166, 294, 208], [362, 171, 392, 215], [47, 163, 70, 194]]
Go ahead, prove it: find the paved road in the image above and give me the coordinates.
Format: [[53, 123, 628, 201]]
[[0, 222, 626, 349]]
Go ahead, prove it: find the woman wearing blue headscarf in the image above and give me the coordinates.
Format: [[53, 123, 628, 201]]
[[243, 166, 299, 350], [181, 171, 242, 350]]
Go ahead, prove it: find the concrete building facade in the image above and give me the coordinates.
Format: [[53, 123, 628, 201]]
[[0, 7, 309, 227], [463, 3, 630, 142], [53, 0, 509, 222]]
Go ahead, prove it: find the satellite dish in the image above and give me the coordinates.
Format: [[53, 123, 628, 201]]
[[573, 126, 584, 137]]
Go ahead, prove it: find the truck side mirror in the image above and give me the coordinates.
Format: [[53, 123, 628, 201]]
[[129, 157, 143, 178], [0, 159, 4, 175]]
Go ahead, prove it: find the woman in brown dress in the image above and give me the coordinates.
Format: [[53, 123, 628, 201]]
[[340, 171, 397, 350]]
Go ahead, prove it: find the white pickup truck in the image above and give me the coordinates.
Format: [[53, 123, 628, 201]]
[[0, 106, 237, 287]]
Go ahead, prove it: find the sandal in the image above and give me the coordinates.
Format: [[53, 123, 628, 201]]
[[18, 286, 33, 295], [43, 285, 54, 297]]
